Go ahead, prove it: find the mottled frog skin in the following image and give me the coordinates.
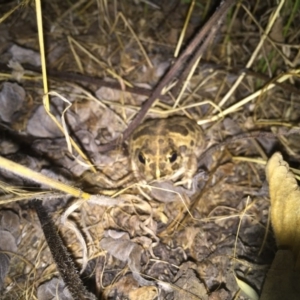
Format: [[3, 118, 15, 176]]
[[129, 116, 204, 188]]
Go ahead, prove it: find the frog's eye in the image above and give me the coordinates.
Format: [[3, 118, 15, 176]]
[[138, 152, 146, 164], [168, 151, 177, 163]]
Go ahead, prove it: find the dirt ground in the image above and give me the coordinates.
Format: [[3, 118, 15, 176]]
[[0, 0, 300, 299]]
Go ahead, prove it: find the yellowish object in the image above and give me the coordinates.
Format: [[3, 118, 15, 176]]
[[266, 152, 300, 265], [260, 152, 300, 300]]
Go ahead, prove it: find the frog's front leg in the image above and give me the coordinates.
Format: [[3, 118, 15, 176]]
[[173, 154, 198, 189]]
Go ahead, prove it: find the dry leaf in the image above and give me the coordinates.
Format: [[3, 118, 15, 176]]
[[27, 105, 63, 138], [0, 210, 20, 288], [100, 231, 154, 287], [0, 253, 10, 289], [269, 17, 284, 43], [37, 277, 72, 300], [9, 44, 41, 66], [0, 82, 25, 123], [235, 275, 259, 300], [0, 139, 19, 155], [173, 268, 208, 300]]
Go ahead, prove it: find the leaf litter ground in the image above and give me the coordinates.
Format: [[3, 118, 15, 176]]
[[0, 0, 300, 299]]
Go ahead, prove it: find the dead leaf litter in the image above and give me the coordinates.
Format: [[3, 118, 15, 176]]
[[0, 0, 300, 299]]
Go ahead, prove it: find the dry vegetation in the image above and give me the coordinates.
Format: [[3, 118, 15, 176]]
[[0, 0, 300, 299]]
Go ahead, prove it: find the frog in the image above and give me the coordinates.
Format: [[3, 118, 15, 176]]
[[128, 116, 204, 189]]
